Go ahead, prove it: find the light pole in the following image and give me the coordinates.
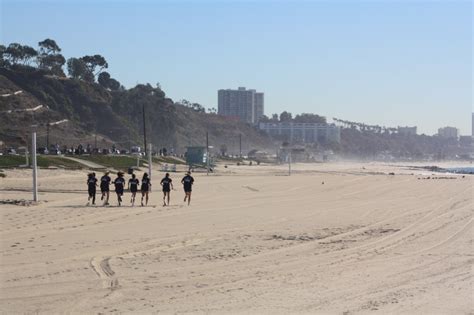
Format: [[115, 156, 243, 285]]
[[1, 103, 45, 201], [206, 132, 209, 175], [148, 143, 152, 181], [239, 134, 242, 158], [32, 130, 38, 201], [288, 149, 292, 176], [142, 103, 147, 154], [45, 119, 68, 151]]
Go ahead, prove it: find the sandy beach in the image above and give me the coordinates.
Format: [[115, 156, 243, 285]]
[[0, 162, 472, 314]]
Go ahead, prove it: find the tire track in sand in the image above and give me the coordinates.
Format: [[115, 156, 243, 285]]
[[89, 256, 120, 297]]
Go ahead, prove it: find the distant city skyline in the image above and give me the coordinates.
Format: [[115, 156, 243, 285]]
[[1, 0, 471, 135]]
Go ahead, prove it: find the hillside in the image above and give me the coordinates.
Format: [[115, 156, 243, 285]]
[[0, 67, 273, 154]]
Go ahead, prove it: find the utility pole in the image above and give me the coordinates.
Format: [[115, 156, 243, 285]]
[[46, 122, 50, 149], [25, 133, 29, 167], [142, 103, 147, 154], [148, 143, 152, 184], [206, 131, 209, 175], [32, 131, 38, 201], [239, 134, 242, 158], [288, 149, 292, 176]]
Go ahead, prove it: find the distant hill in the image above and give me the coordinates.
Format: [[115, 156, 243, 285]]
[[0, 67, 273, 154]]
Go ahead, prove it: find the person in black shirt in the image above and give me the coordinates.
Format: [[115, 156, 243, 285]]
[[181, 171, 194, 206], [128, 173, 139, 206], [160, 173, 173, 206], [113, 171, 126, 206], [141, 173, 151, 206], [100, 171, 112, 206], [87, 172, 98, 205]]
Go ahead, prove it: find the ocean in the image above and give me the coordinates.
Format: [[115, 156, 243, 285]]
[[445, 167, 474, 174]]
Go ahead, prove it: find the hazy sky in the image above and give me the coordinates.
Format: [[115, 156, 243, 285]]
[[1, 0, 472, 135]]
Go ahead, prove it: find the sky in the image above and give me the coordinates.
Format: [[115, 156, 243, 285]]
[[1, 0, 472, 135]]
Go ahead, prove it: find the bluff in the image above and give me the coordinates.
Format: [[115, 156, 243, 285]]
[[0, 67, 273, 154]]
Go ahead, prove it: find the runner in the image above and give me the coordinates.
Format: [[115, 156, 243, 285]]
[[160, 173, 173, 206], [113, 171, 126, 206], [128, 173, 139, 206], [141, 173, 151, 206], [86, 172, 97, 205], [181, 171, 194, 206], [100, 171, 112, 206]]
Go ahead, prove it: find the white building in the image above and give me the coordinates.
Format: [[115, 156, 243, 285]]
[[259, 122, 341, 144], [438, 126, 459, 139], [397, 126, 417, 136], [218, 87, 264, 124]]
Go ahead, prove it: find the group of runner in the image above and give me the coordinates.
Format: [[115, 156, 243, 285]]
[[87, 171, 194, 207]]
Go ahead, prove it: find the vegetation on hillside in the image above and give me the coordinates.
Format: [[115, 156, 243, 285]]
[[0, 39, 274, 154]]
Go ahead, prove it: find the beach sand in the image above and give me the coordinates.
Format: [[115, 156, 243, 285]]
[[0, 162, 472, 314]]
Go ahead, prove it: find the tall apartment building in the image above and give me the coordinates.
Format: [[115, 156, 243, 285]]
[[254, 92, 264, 123], [217, 87, 264, 124], [438, 126, 459, 139]]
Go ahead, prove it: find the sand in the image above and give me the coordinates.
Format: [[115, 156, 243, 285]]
[[0, 162, 472, 314]]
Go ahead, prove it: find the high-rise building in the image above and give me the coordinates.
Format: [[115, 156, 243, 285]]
[[438, 126, 459, 139], [217, 87, 264, 124], [472, 113, 474, 136], [254, 92, 264, 123]]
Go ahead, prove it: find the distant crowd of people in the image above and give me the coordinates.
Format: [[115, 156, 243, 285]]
[[86, 171, 194, 207]]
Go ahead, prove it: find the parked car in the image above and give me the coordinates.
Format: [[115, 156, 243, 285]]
[[131, 146, 141, 154], [7, 148, 17, 155], [49, 149, 61, 155], [37, 147, 49, 154]]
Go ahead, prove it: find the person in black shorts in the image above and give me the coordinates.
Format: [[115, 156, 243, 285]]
[[141, 173, 151, 206], [160, 173, 173, 206], [87, 172, 98, 205], [181, 171, 194, 206], [128, 173, 139, 206], [100, 171, 111, 206], [113, 171, 126, 206]]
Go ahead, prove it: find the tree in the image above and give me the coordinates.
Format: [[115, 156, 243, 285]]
[[4, 43, 38, 66], [191, 103, 205, 113], [98, 71, 111, 87], [37, 38, 65, 76], [98, 72, 121, 91], [0, 45, 9, 68], [279, 111, 293, 122], [67, 57, 93, 81], [134, 83, 154, 95], [108, 78, 121, 91], [38, 38, 61, 55], [178, 99, 191, 107], [271, 113, 279, 121], [294, 113, 326, 124], [80, 54, 108, 78], [208, 107, 217, 114]]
